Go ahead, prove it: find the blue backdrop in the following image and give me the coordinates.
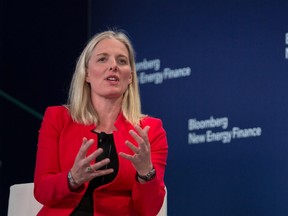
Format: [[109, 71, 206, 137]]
[[90, 1, 288, 215]]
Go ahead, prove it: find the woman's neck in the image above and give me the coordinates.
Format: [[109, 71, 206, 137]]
[[92, 96, 122, 133]]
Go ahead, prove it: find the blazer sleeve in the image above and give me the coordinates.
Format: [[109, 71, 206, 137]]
[[34, 106, 83, 207], [132, 117, 168, 216]]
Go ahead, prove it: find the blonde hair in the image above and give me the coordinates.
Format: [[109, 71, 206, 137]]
[[67, 30, 144, 125]]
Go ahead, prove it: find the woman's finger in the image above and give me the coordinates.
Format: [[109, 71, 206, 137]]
[[91, 158, 111, 171], [76, 138, 95, 159], [128, 129, 143, 145], [125, 140, 140, 154], [85, 148, 103, 164], [91, 168, 114, 177], [134, 125, 150, 143]]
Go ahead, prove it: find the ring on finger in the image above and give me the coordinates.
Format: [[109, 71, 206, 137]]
[[86, 166, 93, 173]]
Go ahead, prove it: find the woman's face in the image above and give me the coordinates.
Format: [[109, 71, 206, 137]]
[[86, 38, 132, 100]]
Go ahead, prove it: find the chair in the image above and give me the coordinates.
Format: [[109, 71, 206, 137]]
[[157, 186, 168, 216], [8, 183, 42, 216], [8, 183, 167, 216]]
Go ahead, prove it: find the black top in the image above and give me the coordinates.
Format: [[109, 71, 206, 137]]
[[70, 131, 119, 216]]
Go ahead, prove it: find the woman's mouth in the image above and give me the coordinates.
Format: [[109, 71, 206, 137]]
[[106, 75, 119, 82]]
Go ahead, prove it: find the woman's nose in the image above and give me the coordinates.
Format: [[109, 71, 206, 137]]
[[108, 60, 118, 71], [109, 65, 118, 71]]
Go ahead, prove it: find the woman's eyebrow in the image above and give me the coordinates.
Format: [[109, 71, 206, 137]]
[[95, 52, 108, 56]]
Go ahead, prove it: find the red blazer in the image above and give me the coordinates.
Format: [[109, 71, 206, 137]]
[[34, 106, 168, 216]]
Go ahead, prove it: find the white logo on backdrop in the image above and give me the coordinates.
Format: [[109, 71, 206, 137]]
[[285, 33, 288, 59], [136, 58, 191, 84], [187, 116, 262, 144]]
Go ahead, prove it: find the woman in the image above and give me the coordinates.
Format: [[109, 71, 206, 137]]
[[34, 30, 168, 216]]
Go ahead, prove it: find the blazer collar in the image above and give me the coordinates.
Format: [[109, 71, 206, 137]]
[[87, 112, 133, 133]]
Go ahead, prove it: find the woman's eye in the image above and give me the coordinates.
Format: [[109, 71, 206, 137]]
[[118, 58, 128, 65], [97, 57, 106, 62]]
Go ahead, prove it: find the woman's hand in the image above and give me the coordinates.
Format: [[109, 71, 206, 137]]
[[119, 125, 153, 176], [69, 137, 114, 189]]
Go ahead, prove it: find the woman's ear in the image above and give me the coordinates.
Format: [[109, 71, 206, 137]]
[[85, 72, 90, 83], [128, 72, 132, 84]]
